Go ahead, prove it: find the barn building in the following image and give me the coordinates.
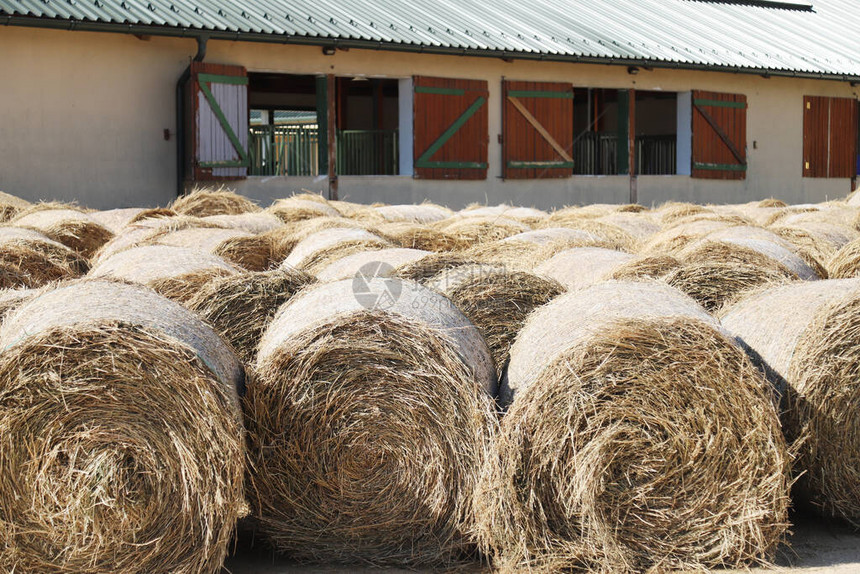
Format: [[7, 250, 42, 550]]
[[1, 0, 859, 209]]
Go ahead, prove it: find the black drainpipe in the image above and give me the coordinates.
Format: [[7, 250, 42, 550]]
[[175, 35, 208, 197]]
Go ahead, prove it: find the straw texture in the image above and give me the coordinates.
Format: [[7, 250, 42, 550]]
[[535, 247, 635, 291], [171, 187, 260, 216]]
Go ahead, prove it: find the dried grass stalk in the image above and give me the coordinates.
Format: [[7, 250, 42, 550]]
[[248, 278, 496, 565], [457, 205, 548, 225], [428, 267, 564, 377], [666, 240, 806, 312], [771, 222, 858, 267], [148, 268, 237, 304], [642, 218, 740, 255], [536, 217, 636, 251], [759, 198, 789, 208], [185, 268, 313, 364], [316, 248, 430, 282], [702, 225, 826, 279], [171, 187, 260, 216], [479, 281, 790, 572], [656, 201, 712, 224], [0, 227, 88, 288], [0, 287, 37, 324], [596, 212, 661, 241], [12, 207, 114, 258], [721, 278, 860, 524], [535, 247, 635, 291], [153, 227, 275, 272], [0, 280, 245, 573]]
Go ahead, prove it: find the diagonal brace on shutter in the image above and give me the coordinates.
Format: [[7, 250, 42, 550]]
[[693, 101, 745, 166], [198, 73, 249, 167], [415, 96, 487, 169], [507, 96, 574, 168]]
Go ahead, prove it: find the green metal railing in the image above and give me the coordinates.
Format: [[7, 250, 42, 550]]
[[249, 126, 398, 176], [337, 130, 399, 175], [249, 125, 320, 176]]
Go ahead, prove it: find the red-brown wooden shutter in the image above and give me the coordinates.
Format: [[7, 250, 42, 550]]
[[805, 96, 858, 179], [691, 90, 747, 180], [413, 76, 488, 180], [189, 62, 249, 181], [502, 80, 574, 179], [829, 97, 858, 178], [803, 96, 830, 178]]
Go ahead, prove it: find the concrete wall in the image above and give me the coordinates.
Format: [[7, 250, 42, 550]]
[[1, 26, 858, 210]]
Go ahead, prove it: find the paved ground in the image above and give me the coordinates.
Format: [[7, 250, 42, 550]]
[[222, 513, 860, 573]]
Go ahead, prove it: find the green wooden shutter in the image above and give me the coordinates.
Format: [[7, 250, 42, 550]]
[[190, 62, 249, 181], [692, 90, 747, 180]]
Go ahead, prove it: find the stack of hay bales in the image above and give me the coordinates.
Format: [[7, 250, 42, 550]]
[[149, 226, 276, 271], [0, 227, 88, 288], [374, 203, 453, 223], [12, 205, 114, 258], [721, 279, 860, 525], [434, 215, 531, 244], [479, 281, 790, 572], [315, 247, 430, 282], [0, 279, 245, 574], [267, 195, 342, 222], [247, 278, 497, 566]]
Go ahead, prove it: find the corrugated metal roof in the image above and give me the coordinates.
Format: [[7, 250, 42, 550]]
[[3, 0, 860, 79]]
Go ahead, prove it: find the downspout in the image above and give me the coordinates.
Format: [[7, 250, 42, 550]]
[[175, 35, 208, 197]]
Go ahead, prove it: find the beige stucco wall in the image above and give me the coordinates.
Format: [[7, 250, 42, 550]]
[[1, 26, 857, 209]]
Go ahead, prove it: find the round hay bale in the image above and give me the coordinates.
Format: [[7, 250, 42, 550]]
[[127, 207, 179, 224], [435, 216, 531, 244], [281, 227, 390, 274], [596, 212, 661, 241], [428, 266, 565, 377], [185, 268, 314, 364], [372, 221, 469, 252], [703, 225, 826, 278], [535, 247, 635, 291], [316, 247, 430, 282], [463, 235, 609, 272], [268, 197, 342, 222], [721, 279, 860, 524], [202, 212, 284, 234], [0, 287, 37, 325], [501, 227, 604, 246], [758, 198, 788, 208], [544, 204, 614, 221], [642, 218, 741, 255], [155, 227, 275, 272], [846, 188, 860, 207], [374, 203, 453, 223], [826, 236, 860, 278], [0, 227, 88, 289], [656, 201, 712, 224], [89, 208, 148, 234], [89, 245, 241, 301], [0, 279, 245, 574], [771, 221, 858, 267], [666, 240, 804, 312], [479, 281, 790, 571], [248, 278, 497, 565], [393, 251, 482, 283], [171, 187, 260, 216], [12, 207, 114, 258], [536, 217, 637, 251], [607, 253, 682, 281], [328, 199, 369, 216], [457, 204, 548, 224], [0, 191, 31, 222]]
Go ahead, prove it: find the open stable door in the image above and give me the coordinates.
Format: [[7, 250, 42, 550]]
[[413, 76, 488, 180], [502, 80, 574, 179], [188, 62, 249, 181]]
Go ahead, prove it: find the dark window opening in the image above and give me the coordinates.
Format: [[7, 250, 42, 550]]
[[336, 77, 399, 175], [635, 91, 677, 175], [247, 73, 400, 177], [572, 88, 622, 175]]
